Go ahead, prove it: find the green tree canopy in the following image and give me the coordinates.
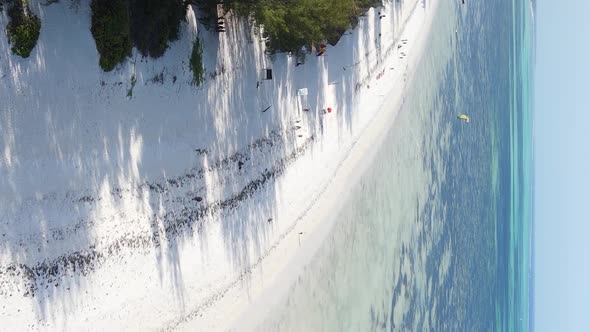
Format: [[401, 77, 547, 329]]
[[129, 0, 186, 58], [6, 0, 41, 58], [91, 0, 132, 71], [230, 0, 380, 52]]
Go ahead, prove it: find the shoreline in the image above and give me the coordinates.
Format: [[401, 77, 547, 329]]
[[180, 0, 441, 330], [0, 0, 439, 330]]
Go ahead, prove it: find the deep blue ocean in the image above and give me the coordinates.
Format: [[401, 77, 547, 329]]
[[258, 0, 534, 330]]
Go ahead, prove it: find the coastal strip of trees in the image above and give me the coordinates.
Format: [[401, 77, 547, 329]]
[[2, 0, 381, 70]]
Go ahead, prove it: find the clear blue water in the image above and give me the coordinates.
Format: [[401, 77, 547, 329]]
[[258, 0, 534, 330]]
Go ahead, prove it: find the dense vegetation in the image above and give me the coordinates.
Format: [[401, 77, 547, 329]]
[[88, 0, 380, 71], [129, 0, 186, 58], [229, 0, 380, 52], [5, 0, 41, 58], [90, 0, 186, 71], [90, 0, 132, 71]]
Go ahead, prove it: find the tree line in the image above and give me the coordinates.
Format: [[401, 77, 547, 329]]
[[3, 0, 381, 72]]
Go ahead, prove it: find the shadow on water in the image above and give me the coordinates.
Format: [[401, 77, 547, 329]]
[[0, 0, 412, 327]]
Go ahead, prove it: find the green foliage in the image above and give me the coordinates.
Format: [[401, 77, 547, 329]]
[[190, 37, 204, 86], [87, 0, 376, 72], [90, 0, 132, 71], [6, 0, 41, 58], [90, 0, 186, 71], [230, 0, 380, 53], [129, 0, 186, 58]]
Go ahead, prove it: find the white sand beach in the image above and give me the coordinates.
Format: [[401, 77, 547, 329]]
[[0, 0, 439, 330]]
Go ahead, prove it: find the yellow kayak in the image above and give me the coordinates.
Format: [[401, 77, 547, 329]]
[[457, 114, 470, 123]]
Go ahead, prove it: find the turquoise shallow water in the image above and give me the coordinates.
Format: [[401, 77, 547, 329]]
[[258, 0, 533, 330]]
